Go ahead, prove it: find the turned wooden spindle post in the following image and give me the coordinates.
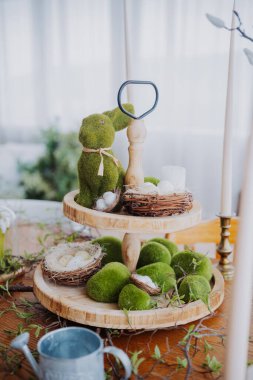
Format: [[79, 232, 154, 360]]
[[122, 233, 141, 273], [121, 119, 147, 271], [124, 119, 147, 188]]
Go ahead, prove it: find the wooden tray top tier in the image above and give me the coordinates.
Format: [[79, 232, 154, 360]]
[[34, 264, 224, 330], [63, 190, 202, 234]]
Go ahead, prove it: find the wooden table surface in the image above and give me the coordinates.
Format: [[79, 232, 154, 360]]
[[0, 220, 252, 380]]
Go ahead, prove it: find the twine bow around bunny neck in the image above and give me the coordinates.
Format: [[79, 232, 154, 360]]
[[82, 147, 119, 176]]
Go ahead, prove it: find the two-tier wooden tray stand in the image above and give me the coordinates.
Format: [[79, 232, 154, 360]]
[[33, 82, 224, 329]]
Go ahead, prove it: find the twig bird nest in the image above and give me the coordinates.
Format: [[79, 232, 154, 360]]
[[122, 189, 193, 217], [130, 273, 161, 295], [42, 242, 103, 286]]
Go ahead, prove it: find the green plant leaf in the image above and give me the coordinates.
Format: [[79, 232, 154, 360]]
[[0, 280, 11, 296], [130, 350, 145, 375], [177, 356, 187, 369], [154, 345, 161, 358], [180, 324, 195, 344], [151, 344, 165, 363], [202, 354, 222, 373], [204, 339, 214, 353], [122, 308, 133, 328]]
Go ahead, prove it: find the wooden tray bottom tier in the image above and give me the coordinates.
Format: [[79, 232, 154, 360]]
[[33, 264, 224, 330]]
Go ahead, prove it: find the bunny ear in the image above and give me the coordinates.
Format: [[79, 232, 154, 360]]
[[103, 104, 134, 131]]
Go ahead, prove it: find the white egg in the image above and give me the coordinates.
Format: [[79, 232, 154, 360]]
[[67, 256, 86, 270], [157, 180, 174, 195], [58, 255, 73, 267], [142, 182, 154, 187], [95, 198, 107, 211], [103, 191, 117, 206], [161, 166, 186, 190], [139, 182, 158, 194], [75, 250, 90, 260]]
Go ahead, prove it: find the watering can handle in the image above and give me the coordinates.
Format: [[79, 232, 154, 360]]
[[117, 80, 159, 120], [104, 346, 132, 379], [10, 333, 40, 378]]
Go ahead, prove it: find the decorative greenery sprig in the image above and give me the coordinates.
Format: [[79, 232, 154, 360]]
[[0, 251, 22, 275], [103, 314, 226, 380]]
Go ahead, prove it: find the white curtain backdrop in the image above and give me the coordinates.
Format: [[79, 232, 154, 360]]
[[1, 0, 253, 218]]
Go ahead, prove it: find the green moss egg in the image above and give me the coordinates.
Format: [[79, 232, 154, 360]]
[[92, 236, 123, 266], [136, 262, 176, 293], [137, 242, 171, 268], [118, 284, 151, 311], [178, 274, 211, 303], [171, 251, 212, 281], [149, 238, 179, 257], [86, 262, 130, 303]]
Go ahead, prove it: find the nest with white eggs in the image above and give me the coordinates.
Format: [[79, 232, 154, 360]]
[[130, 273, 161, 295], [41, 241, 103, 286], [122, 181, 193, 217], [93, 189, 121, 213]]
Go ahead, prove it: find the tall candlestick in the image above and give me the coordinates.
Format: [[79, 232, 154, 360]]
[[123, 0, 134, 103], [224, 117, 253, 379], [220, 2, 236, 216]]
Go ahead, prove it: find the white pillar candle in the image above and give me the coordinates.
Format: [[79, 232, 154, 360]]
[[220, 4, 236, 216], [161, 165, 186, 192], [224, 123, 253, 379]]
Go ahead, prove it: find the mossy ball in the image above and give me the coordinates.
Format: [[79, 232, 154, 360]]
[[137, 262, 176, 293], [92, 236, 123, 266], [149, 238, 179, 257], [118, 284, 151, 311], [171, 251, 212, 281], [144, 176, 160, 186], [178, 274, 211, 303], [86, 262, 130, 303], [137, 242, 171, 268]]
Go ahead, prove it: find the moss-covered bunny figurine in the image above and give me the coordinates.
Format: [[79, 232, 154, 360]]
[[76, 104, 134, 208]]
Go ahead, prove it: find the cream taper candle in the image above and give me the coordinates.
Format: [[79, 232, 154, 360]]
[[224, 120, 253, 379], [220, 3, 236, 216], [123, 0, 134, 103]]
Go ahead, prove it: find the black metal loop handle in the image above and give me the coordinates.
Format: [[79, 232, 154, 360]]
[[117, 80, 159, 120]]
